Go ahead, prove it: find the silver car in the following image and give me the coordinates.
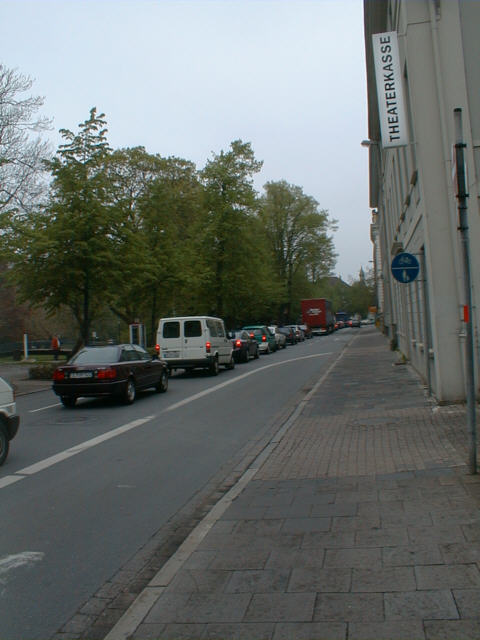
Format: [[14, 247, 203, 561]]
[[268, 326, 287, 349]]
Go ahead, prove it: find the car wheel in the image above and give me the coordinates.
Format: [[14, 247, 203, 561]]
[[282, 342, 287, 349], [225, 355, 235, 370], [209, 358, 219, 376], [124, 378, 136, 404], [156, 370, 168, 393], [242, 350, 249, 363], [61, 396, 76, 408], [265, 344, 270, 354], [254, 347, 259, 359], [0, 425, 9, 466]]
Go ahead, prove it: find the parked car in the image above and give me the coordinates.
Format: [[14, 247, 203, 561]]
[[299, 324, 313, 339], [52, 344, 169, 407], [228, 330, 259, 362], [0, 377, 20, 465], [286, 325, 305, 341], [277, 326, 297, 345], [268, 326, 287, 349], [156, 316, 234, 375], [242, 325, 277, 354]]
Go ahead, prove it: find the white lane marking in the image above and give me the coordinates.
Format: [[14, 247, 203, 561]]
[[29, 403, 61, 413], [0, 475, 25, 489], [0, 552, 45, 587], [17, 416, 155, 476], [164, 352, 332, 412]]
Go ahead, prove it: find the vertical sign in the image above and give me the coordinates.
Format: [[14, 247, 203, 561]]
[[372, 31, 409, 147]]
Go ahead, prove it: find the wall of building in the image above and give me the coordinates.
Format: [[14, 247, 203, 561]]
[[364, 0, 479, 402]]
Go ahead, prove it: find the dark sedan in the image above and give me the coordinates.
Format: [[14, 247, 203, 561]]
[[52, 344, 169, 407], [228, 330, 259, 363], [277, 326, 297, 345]]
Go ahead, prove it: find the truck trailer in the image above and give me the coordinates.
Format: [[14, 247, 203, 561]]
[[301, 298, 335, 335]]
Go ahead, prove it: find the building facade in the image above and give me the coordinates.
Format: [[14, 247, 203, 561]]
[[363, 0, 479, 403]]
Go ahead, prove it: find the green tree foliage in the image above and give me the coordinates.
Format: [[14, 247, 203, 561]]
[[198, 140, 280, 326], [347, 267, 376, 316], [3, 108, 119, 348], [105, 147, 206, 342], [258, 180, 337, 321]]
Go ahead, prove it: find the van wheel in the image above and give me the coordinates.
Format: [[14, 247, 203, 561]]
[[209, 358, 219, 376], [0, 426, 9, 466], [124, 378, 136, 404]]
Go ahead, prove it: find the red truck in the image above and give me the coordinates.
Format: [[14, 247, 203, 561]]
[[301, 298, 335, 335]]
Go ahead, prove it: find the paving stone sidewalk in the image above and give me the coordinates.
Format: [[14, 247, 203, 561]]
[[104, 327, 480, 640]]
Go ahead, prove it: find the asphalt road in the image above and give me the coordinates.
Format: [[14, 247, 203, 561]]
[[0, 331, 351, 639]]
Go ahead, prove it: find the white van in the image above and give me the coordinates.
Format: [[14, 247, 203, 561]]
[[156, 316, 234, 375]]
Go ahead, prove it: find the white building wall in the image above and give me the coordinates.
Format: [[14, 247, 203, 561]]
[[364, 0, 479, 403]]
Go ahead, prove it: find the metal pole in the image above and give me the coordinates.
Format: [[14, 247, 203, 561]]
[[420, 249, 432, 396], [454, 108, 477, 474]]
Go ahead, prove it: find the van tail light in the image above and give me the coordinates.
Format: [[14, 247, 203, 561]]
[[205, 341, 211, 353], [96, 367, 117, 380], [235, 340, 242, 347], [155, 344, 160, 354], [262, 335, 267, 342], [53, 369, 65, 381]]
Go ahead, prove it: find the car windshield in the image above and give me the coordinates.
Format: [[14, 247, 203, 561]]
[[70, 347, 119, 364]]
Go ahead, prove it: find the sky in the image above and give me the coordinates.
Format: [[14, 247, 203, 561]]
[[0, 0, 371, 282]]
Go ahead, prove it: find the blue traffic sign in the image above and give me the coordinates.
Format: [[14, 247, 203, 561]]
[[391, 252, 420, 283]]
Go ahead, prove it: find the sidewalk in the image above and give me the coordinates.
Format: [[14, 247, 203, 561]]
[[98, 326, 480, 640], [0, 363, 52, 395]]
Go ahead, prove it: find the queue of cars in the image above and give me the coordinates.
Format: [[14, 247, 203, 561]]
[[1, 314, 363, 464], [50, 313, 365, 411]]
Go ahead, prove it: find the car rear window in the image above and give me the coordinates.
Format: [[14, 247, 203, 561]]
[[71, 347, 119, 364], [163, 322, 180, 338], [184, 320, 202, 337]]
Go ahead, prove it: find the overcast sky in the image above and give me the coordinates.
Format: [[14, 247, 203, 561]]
[[1, 0, 371, 281]]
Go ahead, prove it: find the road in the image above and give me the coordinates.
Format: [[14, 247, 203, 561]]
[[0, 331, 351, 639]]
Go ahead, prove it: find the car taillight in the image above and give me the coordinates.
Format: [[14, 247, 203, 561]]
[[249, 333, 254, 338], [96, 367, 117, 380], [262, 335, 267, 342], [53, 369, 65, 381], [205, 341, 211, 353], [235, 340, 242, 347], [155, 344, 160, 353]]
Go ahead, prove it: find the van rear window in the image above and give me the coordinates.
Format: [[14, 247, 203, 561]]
[[163, 322, 180, 338], [206, 319, 217, 337], [184, 320, 202, 337]]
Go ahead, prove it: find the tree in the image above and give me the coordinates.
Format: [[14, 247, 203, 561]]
[[348, 267, 376, 316], [0, 64, 51, 216], [3, 108, 122, 349], [105, 147, 206, 342], [199, 140, 278, 326], [258, 180, 337, 321]]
